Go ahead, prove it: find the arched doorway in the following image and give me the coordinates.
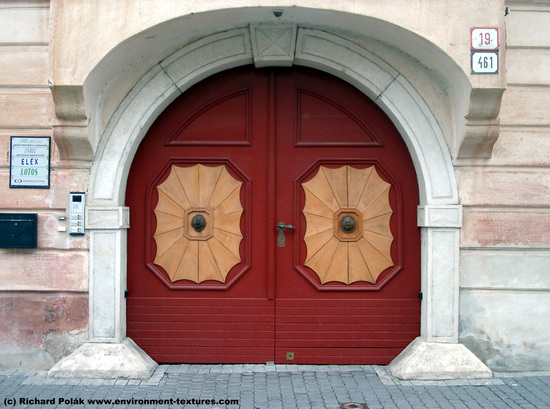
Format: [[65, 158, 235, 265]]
[[125, 66, 420, 364], [50, 27, 492, 380]]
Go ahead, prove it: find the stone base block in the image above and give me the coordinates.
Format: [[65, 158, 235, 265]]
[[389, 337, 493, 380], [48, 338, 157, 379]]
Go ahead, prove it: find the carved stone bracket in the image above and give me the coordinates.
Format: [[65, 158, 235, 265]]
[[52, 119, 93, 161], [459, 88, 505, 159], [50, 84, 94, 161]]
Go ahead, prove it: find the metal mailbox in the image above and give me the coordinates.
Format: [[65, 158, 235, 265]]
[[0, 213, 38, 248]]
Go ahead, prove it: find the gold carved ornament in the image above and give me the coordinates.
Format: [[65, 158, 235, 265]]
[[153, 164, 243, 283], [302, 165, 394, 284]]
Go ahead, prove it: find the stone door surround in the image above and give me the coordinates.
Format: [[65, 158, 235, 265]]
[[49, 25, 491, 380]]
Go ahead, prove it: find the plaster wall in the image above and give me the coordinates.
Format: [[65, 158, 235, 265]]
[[51, 0, 503, 84], [0, 1, 88, 369], [457, 2, 550, 370]]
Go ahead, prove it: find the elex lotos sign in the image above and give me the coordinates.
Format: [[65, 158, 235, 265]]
[[10, 136, 51, 189]]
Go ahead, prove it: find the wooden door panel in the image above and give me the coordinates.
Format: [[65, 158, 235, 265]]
[[275, 299, 420, 364], [273, 68, 420, 364], [126, 68, 274, 363], [166, 89, 252, 146], [126, 66, 420, 364], [127, 297, 274, 363], [295, 89, 383, 146]]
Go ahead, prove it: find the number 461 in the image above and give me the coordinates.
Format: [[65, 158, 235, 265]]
[[478, 55, 494, 69]]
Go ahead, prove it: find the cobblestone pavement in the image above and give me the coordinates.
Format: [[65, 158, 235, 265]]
[[1, 364, 550, 409]]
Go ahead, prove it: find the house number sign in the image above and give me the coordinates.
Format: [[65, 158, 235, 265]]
[[10, 136, 51, 188], [471, 28, 499, 74]]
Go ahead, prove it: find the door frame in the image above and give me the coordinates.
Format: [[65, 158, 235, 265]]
[[72, 26, 488, 378]]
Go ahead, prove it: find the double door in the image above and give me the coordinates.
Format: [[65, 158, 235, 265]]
[[126, 66, 420, 364]]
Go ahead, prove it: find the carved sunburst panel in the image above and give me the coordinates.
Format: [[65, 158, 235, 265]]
[[302, 165, 394, 285], [153, 164, 243, 284]]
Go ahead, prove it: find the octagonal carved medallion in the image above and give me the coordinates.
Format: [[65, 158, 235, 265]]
[[302, 165, 394, 284], [153, 164, 243, 283]]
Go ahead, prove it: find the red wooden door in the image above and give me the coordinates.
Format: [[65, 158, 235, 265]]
[[273, 69, 420, 364], [126, 66, 420, 364]]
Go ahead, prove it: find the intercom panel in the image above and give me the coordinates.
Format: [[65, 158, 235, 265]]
[[69, 192, 85, 235]]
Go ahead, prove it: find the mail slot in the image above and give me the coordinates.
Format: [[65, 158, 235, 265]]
[[0, 213, 37, 248]]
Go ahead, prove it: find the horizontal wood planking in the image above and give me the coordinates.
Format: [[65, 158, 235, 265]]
[[127, 296, 419, 364], [274, 298, 419, 364], [275, 338, 411, 349], [128, 297, 272, 307], [128, 321, 417, 334], [274, 347, 401, 365], [129, 321, 272, 331], [132, 327, 274, 343], [127, 298, 275, 363], [275, 298, 420, 308], [144, 348, 274, 364], [129, 312, 273, 324]]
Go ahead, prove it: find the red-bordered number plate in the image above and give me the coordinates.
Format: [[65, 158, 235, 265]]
[[471, 28, 499, 50]]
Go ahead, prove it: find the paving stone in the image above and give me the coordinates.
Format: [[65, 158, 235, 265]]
[[1, 365, 550, 408]]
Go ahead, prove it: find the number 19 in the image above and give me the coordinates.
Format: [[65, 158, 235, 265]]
[[480, 32, 492, 45]]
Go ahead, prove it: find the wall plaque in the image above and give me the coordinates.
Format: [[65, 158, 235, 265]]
[[10, 136, 51, 188]]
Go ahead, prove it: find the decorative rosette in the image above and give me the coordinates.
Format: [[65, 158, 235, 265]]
[[153, 164, 243, 283], [302, 165, 394, 284]]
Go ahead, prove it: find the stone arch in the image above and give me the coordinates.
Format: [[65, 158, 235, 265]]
[[89, 27, 459, 207], [50, 26, 490, 380]]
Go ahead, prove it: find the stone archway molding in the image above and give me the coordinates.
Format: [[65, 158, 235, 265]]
[[49, 26, 491, 380]]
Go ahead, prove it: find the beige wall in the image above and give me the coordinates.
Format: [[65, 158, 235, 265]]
[[458, 2, 550, 370], [0, 1, 88, 369]]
